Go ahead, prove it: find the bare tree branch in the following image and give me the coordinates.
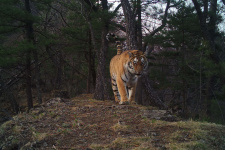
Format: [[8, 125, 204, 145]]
[[113, 3, 122, 14], [149, 0, 171, 37], [222, 0, 225, 5], [48, 4, 69, 27]]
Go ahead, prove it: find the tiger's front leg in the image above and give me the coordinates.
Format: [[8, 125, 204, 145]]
[[128, 84, 137, 104], [116, 78, 129, 105]]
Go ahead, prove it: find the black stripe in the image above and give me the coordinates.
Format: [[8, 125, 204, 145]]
[[121, 77, 126, 83], [126, 86, 129, 97], [112, 83, 117, 86], [132, 77, 137, 81], [111, 78, 116, 82], [124, 73, 128, 80], [113, 90, 118, 92], [128, 64, 133, 69], [128, 69, 133, 75]]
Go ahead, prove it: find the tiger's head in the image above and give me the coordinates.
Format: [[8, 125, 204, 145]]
[[127, 50, 148, 77]]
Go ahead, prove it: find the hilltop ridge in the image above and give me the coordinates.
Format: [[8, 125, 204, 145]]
[[1, 94, 225, 150]]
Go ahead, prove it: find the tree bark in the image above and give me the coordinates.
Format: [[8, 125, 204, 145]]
[[142, 74, 167, 109], [91, 53, 96, 88], [33, 48, 42, 104], [136, 0, 142, 51], [120, 0, 168, 107], [94, 0, 109, 100], [135, 0, 143, 104], [121, 0, 137, 49], [25, 0, 42, 106], [55, 50, 63, 90], [87, 31, 92, 93], [192, 0, 216, 54], [25, 48, 33, 110], [25, 0, 34, 110], [192, 0, 219, 118], [209, 0, 217, 41]]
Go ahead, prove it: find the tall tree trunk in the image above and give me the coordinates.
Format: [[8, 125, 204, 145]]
[[121, 0, 137, 49], [94, 0, 109, 100], [209, 0, 217, 40], [33, 47, 42, 104], [80, 0, 97, 91], [192, 0, 219, 118], [137, 0, 142, 51], [135, 0, 143, 104], [91, 53, 96, 88], [25, 48, 33, 110], [55, 50, 63, 90], [142, 74, 167, 109], [121, 0, 140, 102], [25, 0, 42, 106], [192, 0, 217, 56], [87, 31, 92, 93], [207, 0, 217, 116], [25, 0, 33, 110], [120, 0, 168, 107]]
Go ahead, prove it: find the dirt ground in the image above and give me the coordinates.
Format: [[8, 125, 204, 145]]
[[1, 94, 225, 150]]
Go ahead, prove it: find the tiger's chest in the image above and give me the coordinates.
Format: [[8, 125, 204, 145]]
[[122, 74, 138, 86], [120, 64, 138, 86]]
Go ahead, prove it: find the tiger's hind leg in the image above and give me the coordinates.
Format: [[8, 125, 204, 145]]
[[111, 78, 120, 102]]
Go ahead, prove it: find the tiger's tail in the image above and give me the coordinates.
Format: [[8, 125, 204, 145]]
[[106, 33, 122, 55]]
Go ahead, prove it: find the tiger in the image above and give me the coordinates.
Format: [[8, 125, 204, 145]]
[[107, 33, 148, 105]]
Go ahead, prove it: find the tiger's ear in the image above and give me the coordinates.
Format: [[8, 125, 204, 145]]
[[128, 52, 133, 58]]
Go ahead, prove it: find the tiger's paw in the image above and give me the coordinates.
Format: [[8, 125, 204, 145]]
[[129, 101, 137, 105], [119, 101, 129, 105]]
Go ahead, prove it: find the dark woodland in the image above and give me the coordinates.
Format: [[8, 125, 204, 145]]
[[1, 0, 225, 125]]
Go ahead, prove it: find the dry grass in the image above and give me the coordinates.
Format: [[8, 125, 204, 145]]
[[111, 123, 131, 132], [1, 94, 224, 150], [90, 137, 152, 150], [164, 120, 225, 150], [91, 120, 225, 150]]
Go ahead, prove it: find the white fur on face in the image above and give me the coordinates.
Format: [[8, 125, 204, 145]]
[[134, 57, 138, 64], [141, 57, 145, 63]]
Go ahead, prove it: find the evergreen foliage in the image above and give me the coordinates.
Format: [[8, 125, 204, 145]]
[[146, 2, 225, 123]]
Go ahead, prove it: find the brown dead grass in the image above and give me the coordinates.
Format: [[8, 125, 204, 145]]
[[0, 94, 225, 150]]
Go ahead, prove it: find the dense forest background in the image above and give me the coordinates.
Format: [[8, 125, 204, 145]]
[[0, 0, 225, 124]]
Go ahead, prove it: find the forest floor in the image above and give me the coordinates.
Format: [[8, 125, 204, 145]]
[[0, 94, 225, 150]]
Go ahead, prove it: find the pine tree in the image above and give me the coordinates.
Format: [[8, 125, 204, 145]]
[[148, 2, 225, 123]]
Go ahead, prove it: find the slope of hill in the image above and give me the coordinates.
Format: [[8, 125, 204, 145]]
[[1, 94, 225, 150]]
